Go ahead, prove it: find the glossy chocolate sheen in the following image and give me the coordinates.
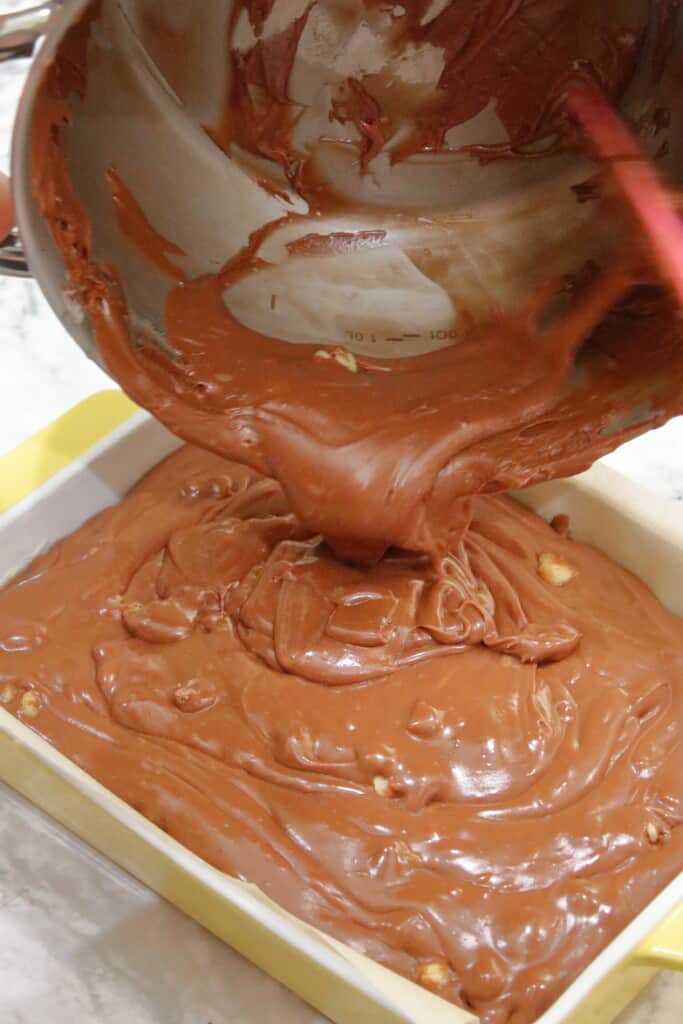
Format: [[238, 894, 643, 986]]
[[0, 445, 681, 1023]]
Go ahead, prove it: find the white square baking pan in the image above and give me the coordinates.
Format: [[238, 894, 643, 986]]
[[0, 391, 681, 1024]]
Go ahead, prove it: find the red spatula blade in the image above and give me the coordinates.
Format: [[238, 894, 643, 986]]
[[566, 85, 683, 312]]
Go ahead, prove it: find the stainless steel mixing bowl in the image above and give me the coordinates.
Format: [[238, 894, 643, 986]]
[[1, 1, 682, 366]]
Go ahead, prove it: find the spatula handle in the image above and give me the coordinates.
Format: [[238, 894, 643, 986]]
[[566, 84, 683, 312]]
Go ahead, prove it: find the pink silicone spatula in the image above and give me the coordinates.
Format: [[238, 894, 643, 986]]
[[566, 84, 683, 312]]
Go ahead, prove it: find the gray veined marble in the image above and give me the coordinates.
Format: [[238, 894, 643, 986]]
[[0, 7, 681, 1020], [0, 783, 324, 1024]]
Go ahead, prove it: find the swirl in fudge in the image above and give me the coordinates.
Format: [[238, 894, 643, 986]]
[[1, 446, 681, 1023]]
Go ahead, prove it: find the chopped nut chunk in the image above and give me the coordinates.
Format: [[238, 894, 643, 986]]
[[334, 349, 358, 373], [417, 961, 450, 989], [315, 348, 358, 373], [373, 775, 391, 797], [538, 552, 577, 587], [20, 690, 42, 719], [173, 681, 215, 714], [645, 821, 662, 844], [0, 684, 17, 705]]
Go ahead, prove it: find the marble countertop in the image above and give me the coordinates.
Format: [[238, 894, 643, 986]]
[[0, 21, 681, 1024]]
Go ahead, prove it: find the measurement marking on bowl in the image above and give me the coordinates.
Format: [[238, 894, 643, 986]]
[[344, 329, 459, 346]]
